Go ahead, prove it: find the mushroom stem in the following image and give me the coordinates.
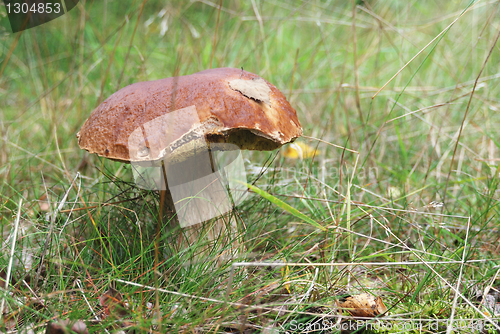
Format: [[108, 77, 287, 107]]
[[161, 205, 242, 266], [160, 158, 242, 264]]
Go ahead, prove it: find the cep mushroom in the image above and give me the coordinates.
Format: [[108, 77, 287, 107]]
[[77, 67, 302, 261]]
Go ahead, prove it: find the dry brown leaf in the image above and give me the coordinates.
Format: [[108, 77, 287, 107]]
[[45, 319, 89, 334], [38, 193, 50, 212], [337, 293, 387, 318], [229, 77, 271, 106], [99, 287, 129, 319]]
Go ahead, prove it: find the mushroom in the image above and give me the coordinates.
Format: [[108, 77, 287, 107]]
[[77, 67, 302, 262]]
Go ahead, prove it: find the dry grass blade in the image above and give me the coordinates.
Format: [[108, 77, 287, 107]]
[[0, 199, 22, 315], [443, 13, 500, 204], [446, 218, 471, 334], [33, 173, 80, 288], [371, 2, 477, 99]]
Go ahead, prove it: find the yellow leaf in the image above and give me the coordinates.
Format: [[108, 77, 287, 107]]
[[283, 142, 320, 159]]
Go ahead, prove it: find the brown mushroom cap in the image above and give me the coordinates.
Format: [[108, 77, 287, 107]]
[[77, 67, 302, 163]]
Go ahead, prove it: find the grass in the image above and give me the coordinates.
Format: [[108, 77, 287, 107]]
[[1, 0, 500, 332]]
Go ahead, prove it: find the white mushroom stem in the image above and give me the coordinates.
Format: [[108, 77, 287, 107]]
[[159, 153, 242, 264]]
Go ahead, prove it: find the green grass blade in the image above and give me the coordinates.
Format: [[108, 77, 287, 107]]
[[242, 182, 326, 232]]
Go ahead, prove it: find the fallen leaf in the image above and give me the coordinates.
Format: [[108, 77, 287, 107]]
[[282, 142, 320, 159], [38, 194, 50, 212], [100, 287, 129, 319], [45, 319, 89, 334], [337, 293, 387, 318]]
